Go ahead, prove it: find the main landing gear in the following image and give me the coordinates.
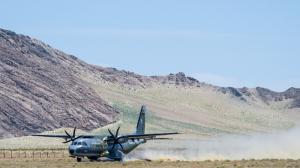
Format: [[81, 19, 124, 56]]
[[88, 156, 99, 162]]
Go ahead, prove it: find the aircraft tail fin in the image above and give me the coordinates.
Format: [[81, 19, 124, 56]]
[[136, 105, 146, 134]]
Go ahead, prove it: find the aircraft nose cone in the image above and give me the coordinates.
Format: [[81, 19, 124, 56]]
[[69, 149, 74, 155]]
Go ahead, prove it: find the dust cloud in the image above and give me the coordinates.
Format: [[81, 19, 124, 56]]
[[126, 128, 300, 161]]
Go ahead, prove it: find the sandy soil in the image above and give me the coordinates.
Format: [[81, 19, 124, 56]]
[[1, 158, 300, 168]]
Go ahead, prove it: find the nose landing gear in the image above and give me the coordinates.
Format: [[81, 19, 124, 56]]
[[76, 157, 82, 162]]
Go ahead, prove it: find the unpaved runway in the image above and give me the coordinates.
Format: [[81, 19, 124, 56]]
[[1, 158, 300, 168]]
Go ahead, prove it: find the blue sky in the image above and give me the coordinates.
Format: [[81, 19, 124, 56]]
[[1, 0, 299, 91]]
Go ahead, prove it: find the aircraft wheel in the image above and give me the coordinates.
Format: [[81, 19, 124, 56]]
[[77, 157, 82, 162], [88, 156, 99, 161]]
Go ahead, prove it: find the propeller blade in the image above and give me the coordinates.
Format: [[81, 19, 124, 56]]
[[107, 127, 122, 152], [72, 136, 82, 141], [108, 129, 115, 138], [63, 139, 72, 143], [118, 142, 124, 151], [111, 143, 116, 151], [63, 136, 82, 143], [73, 127, 76, 138], [65, 130, 71, 138], [115, 126, 120, 137]]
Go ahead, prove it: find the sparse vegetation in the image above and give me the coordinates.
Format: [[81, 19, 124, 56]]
[[110, 101, 227, 135], [88, 80, 295, 135]]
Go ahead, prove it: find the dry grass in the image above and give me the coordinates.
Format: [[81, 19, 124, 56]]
[[0, 149, 67, 159], [0, 158, 300, 168], [1, 74, 299, 156], [87, 78, 297, 135], [0, 103, 203, 149]]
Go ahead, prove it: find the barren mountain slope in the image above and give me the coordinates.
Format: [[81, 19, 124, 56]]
[[1, 28, 300, 140], [80, 69, 300, 136], [0, 28, 119, 138]]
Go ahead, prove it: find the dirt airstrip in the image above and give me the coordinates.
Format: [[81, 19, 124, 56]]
[[1, 158, 300, 168]]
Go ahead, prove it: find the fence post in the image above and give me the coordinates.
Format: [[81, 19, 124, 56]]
[[10, 150, 12, 158]]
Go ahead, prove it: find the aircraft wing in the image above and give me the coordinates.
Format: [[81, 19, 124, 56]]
[[116, 132, 180, 141], [33, 132, 179, 143], [32, 134, 99, 139], [32, 134, 70, 139]]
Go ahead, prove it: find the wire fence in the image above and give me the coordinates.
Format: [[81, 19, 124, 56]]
[[0, 150, 69, 159]]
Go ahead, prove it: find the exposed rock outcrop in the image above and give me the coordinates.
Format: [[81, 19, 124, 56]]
[[0, 28, 119, 138]]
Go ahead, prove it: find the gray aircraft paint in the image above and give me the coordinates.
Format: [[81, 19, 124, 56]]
[[33, 105, 178, 162]]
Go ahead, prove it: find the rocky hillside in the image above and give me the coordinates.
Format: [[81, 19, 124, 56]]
[[1, 28, 300, 139], [80, 59, 300, 136], [219, 86, 300, 108], [0, 28, 119, 138], [84, 64, 300, 111], [87, 65, 300, 111]]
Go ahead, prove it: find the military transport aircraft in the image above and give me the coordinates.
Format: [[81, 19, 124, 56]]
[[33, 105, 179, 162]]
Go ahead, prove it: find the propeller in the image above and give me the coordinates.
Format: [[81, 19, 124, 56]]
[[107, 126, 124, 151], [63, 127, 81, 143]]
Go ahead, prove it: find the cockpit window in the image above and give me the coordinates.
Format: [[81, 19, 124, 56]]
[[77, 142, 82, 146], [73, 142, 77, 145], [82, 142, 87, 146]]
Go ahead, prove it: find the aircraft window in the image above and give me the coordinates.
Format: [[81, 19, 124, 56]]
[[77, 142, 82, 146], [82, 142, 87, 146], [73, 142, 77, 145]]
